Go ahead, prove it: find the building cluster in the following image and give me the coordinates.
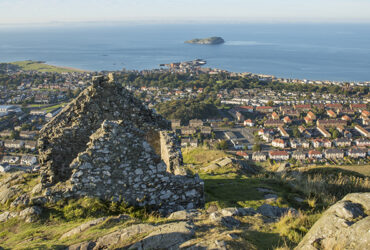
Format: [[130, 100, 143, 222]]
[[232, 102, 369, 163]]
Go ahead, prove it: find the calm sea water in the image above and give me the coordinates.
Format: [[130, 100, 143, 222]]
[[0, 23, 370, 82]]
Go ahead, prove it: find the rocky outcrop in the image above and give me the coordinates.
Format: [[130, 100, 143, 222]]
[[296, 193, 370, 250], [37, 75, 204, 213]]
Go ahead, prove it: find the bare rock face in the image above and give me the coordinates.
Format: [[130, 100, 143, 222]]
[[295, 193, 370, 250], [37, 75, 204, 213]]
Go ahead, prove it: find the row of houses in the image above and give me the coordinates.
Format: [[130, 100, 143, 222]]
[[1, 155, 38, 166], [0, 140, 37, 150], [250, 148, 369, 161], [271, 138, 369, 149]]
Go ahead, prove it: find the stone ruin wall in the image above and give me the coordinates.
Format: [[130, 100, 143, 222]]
[[38, 75, 204, 213], [160, 131, 186, 175]]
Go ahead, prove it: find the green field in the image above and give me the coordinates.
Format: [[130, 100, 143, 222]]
[[10, 60, 88, 73]]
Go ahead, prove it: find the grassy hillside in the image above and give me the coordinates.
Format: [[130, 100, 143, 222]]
[[10, 60, 88, 73]]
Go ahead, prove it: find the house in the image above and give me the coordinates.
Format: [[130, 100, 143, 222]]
[[20, 155, 38, 166], [304, 116, 313, 124], [1, 155, 20, 164], [283, 110, 299, 117], [272, 139, 285, 149], [189, 119, 203, 128], [327, 110, 337, 118], [244, 119, 254, 127], [361, 110, 370, 119], [292, 151, 306, 160], [24, 141, 37, 151], [317, 126, 331, 138], [181, 138, 198, 148], [348, 148, 367, 158], [200, 126, 212, 136], [0, 130, 13, 138], [30, 110, 47, 116], [307, 111, 316, 120], [239, 106, 254, 112], [294, 104, 311, 111], [264, 119, 284, 127], [256, 106, 274, 113], [283, 116, 292, 124], [355, 139, 370, 147], [171, 119, 181, 130], [278, 126, 289, 138], [341, 115, 351, 122], [334, 138, 351, 147], [355, 125, 370, 138], [298, 126, 306, 133], [181, 127, 196, 135], [326, 103, 343, 110], [290, 139, 308, 149], [252, 152, 267, 161], [269, 150, 289, 161], [308, 150, 323, 159], [317, 119, 347, 127], [236, 151, 249, 159], [4, 140, 24, 149], [362, 117, 370, 126], [322, 139, 332, 148], [350, 103, 367, 111], [271, 112, 279, 120], [19, 131, 38, 139], [325, 149, 344, 159], [339, 108, 355, 116]]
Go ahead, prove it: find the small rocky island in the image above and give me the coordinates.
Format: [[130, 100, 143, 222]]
[[185, 36, 225, 45]]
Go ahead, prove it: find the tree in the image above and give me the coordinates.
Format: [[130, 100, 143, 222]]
[[267, 100, 274, 107], [292, 127, 300, 138], [252, 143, 261, 152], [216, 140, 228, 150]]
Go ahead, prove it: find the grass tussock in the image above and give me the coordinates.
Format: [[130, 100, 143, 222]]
[[275, 211, 321, 245]]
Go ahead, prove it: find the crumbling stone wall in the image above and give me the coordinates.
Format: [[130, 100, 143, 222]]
[[160, 131, 186, 175], [38, 75, 204, 213], [38, 75, 169, 185]]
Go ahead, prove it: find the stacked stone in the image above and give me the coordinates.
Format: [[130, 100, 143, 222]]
[[160, 131, 186, 175], [38, 75, 169, 185], [37, 75, 204, 213], [61, 120, 203, 213]]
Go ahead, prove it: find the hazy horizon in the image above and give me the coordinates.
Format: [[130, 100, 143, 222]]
[[1, 0, 370, 25]]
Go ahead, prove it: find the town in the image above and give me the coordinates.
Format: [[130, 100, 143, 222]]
[[0, 61, 369, 173]]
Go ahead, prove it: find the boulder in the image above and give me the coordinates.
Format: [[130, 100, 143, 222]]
[[128, 221, 195, 250], [94, 224, 155, 249], [296, 193, 370, 250], [0, 211, 18, 222], [168, 210, 200, 221], [61, 217, 107, 239], [19, 206, 42, 223], [257, 204, 297, 219]]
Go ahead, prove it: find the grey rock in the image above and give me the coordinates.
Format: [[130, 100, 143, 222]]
[[61, 217, 107, 239], [0, 187, 19, 204], [66, 242, 96, 250], [257, 204, 297, 219], [296, 192, 370, 250], [0, 211, 18, 222], [168, 210, 200, 221], [19, 206, 42, 223], [264, 194, 278, 203], [94, 224, 155, 249], [128, 221, 195, 250]]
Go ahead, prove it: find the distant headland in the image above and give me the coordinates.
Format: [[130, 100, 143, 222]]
[[185, 36, 225, 45]]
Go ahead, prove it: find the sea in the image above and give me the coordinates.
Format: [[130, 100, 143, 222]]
[[0, 23, 370, 82]]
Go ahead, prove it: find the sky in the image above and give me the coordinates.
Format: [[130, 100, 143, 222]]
[[1, 0, 370, 25]]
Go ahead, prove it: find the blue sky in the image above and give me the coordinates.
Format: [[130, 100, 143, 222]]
[[1, 0, 370, 25]]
